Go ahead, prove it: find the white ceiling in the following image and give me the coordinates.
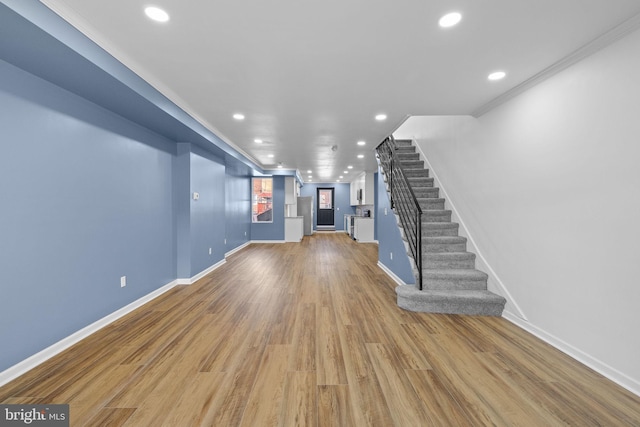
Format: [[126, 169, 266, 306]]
[[39, 0, 640, 182]]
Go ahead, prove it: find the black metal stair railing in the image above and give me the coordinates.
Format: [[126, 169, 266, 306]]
[[376, 136, 423, 290]]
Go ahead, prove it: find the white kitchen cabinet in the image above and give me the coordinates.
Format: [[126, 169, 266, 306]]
[[350, 179, 360, 205], [284, 176, 299, 205], [362, 172, 374, 204], [284, 217, 304, 242], [350, 172, 374, 205], [353, 217, 374, 242]]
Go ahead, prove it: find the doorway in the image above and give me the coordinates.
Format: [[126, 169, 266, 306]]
[[316, 187, 335, 228]]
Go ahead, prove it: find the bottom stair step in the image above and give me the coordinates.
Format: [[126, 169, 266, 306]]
[[396, 286, 506, 316]]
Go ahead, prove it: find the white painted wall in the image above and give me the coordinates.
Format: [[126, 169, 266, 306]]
[[394, 27, 640, 395]]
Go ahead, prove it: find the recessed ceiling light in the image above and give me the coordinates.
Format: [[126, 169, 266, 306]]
[[439, 12, 462, 28], [267, 154, 274, 158], [277, 164, 283, 169], [375, 114, 387, 121], [357, 154, 364, 159], [145, 6, 170, 22], [347, 165, 353, 169], [343, 171, 349, 174], [488, 71, 506, 81], [254, 139, 263, 143], [339, 176, 344, 179], [307, 170, 312, 173], [357, 140, 366, 146], [233, 113, 245, 120]]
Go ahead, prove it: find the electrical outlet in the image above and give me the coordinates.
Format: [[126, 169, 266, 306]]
[[209, 247, 212, 255], [120, 276, 126, 287]]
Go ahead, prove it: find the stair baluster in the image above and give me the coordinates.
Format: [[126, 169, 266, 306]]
[[376, 136, 423, 290]]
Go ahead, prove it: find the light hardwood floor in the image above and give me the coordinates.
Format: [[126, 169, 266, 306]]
[[1, 233, 639, 426]]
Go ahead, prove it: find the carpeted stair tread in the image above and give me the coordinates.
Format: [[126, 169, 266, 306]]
[[395, 139, 413, 147], [422, 209, 451, 216], [425, 251, 474, 258], [422, 268, 488, 281], [411, 178, 435, 188], [416, 196, 444, 204], [423, 236, 467, 252], [418, 269, 490, 292], [403, 169, 430, 178], [397, 152, 421, 160], [399, 161, 425, 169], [416, 198, 445, 209], [396, 151, 418, 158], [422, 222, 459, 237], [424, 236, 467, 244], [396, 286, 506, 316], [424, 252, 475, 269], [414, 188, 440, 198], [422, 221, 457, 228], [423, 210, 452, 223]]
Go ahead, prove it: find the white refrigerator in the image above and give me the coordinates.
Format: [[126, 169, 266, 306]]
[[297, 196, 314, 236]]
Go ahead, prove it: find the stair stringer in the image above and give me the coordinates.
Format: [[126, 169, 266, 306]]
[[410, 139, 527, 321]]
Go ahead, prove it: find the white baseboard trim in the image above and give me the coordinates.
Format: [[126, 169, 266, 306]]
[[503, 311, 640, 397], [250, 240, 286, 244], [176, 258, 226, 285], [0, 280, 179, 387], [377, 261, 409, 287], [225, 241, 251, 258]]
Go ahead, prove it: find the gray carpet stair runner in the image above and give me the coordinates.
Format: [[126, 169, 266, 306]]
[[388, 140, 506, 316]]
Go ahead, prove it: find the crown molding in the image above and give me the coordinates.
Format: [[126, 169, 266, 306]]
[[473, 13, 640, 117]]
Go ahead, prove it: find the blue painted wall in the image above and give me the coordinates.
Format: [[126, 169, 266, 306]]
[[0, 3, 256, 374], [299, 183, 355, 231], [225, 156, 252, 252], [250, 175, 285, 240], [0, 59, 177, 370], [175, 145, 235, 278], [376, 169, 416, 284], [174, 143, 192, 279], [189, 147, 226, 277], [374, 172, 379, 240]]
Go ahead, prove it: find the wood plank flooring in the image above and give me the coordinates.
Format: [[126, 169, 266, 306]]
[[1, 233, 639, 426]]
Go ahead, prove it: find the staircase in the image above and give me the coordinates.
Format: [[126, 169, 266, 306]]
[[378, 138, 506, 316]]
